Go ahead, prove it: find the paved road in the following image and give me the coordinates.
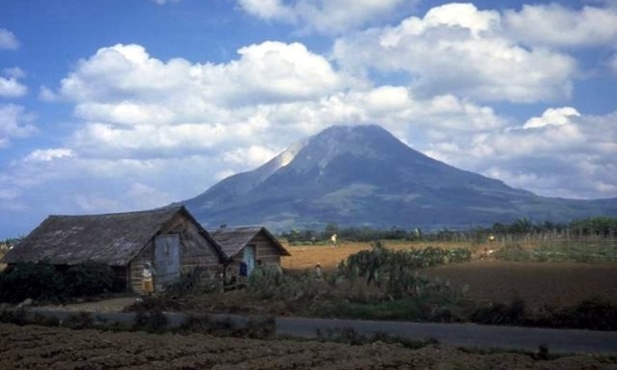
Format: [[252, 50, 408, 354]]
[[28, 308, 617, 355]]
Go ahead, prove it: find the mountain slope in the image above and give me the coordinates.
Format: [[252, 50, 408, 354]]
[[184, 125, 617, 230]]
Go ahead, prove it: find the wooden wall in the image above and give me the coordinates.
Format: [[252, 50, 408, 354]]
[[228, 230, 282, 266], [128, 212, 222, 294]]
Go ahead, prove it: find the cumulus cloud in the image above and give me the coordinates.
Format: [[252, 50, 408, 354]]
[[426, 108, 617, 199], [0, 67, 28, 99], [522, 107, 580, 129], [504, 3, 617, 48], [0, 29, 19, 50], [56, 42, 344, 110], [333, 3, 576, 103], [237, 0, 412, 34], [24, 148, 74, 162], [0, 104, 36, 148]]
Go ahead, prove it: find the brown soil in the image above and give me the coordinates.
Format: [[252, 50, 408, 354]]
[[423, 260, 617, 309], [1, 323, 615, 369], [38, 297, 139, 313], [282, 243, 617, 309]]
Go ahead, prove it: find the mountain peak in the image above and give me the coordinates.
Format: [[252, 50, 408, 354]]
[[183, 124, 617, 231]]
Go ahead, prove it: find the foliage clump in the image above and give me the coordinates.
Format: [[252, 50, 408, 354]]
[[0, 260, 64, 303], [0, 260, 117, 304], [64, 261, 115, 297]]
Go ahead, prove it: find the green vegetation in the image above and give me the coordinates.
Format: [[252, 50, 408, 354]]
[[493, 241, 617, 263], [281, 216, 617, 244], [0, 260, 117, 304], [470, 296, 617, 331]]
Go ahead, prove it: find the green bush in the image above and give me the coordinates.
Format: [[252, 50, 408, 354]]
[[493, 245, 531, 261], [0, 261, 65, 303], [470, 298, 528, 326], [164, 267, 213, 298], [65, 261, 114, 297], [543, 297, 617, 331]]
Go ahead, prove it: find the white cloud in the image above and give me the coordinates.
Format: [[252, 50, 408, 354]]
[[127, 183, 174, 210], [24, 148, 74, 162], [333, 3, 577, 103], [237, 0, 411, 34], [57, 42, 345, 109], [0, 29, 19, 50], [237, 0, 293, 21], [426, 109, 617, 199], [222, 145, 278, 166], [504, 3, 617, 48], [522, 107, 580, 129], [0, 104, 36, 148], [0, 76, 28, 98]]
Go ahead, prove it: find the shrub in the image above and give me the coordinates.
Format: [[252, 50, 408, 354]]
[[164, 267, 212, 298], [545, 297, 617, 331], [447, 248, 472, 263], [493, 245, 531, 261], [0, 261, 65, 303], [470, 298, 528, 326], [65, 261, 115, 297]]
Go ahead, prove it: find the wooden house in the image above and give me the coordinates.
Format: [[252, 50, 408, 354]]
[[1, 206, 225, 293], [209, 226, 290, 276]]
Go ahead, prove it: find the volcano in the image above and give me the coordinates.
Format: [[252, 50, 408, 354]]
[[183, 125, 617, 230]]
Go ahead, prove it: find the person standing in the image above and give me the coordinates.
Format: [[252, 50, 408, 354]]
[[142, 262, 156, 296]]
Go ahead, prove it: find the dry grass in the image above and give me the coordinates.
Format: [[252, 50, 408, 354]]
[[281, 241, 488, 271]]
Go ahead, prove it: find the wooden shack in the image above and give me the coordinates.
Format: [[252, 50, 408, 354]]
[[1, 206, 225, 293], [209, 226, 290, 276]]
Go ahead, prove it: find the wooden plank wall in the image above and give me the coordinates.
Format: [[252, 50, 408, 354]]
[[129, 213, 223, 294], [253, 231, 282, 265]]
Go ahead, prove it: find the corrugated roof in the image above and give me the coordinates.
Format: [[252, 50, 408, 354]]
[[210, 226, 291, 259], [2, 206, 198, 266]]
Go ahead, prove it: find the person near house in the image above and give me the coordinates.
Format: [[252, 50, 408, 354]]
[[238, 260, 248, 285], [142, 262, 156, 296], [314, 264, 322, 279]]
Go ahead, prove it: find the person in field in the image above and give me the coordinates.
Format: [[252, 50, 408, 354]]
[[142, 262, 156, 296], [331, 233, 337, 247]]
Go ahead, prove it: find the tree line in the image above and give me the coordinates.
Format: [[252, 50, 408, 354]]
[[279, 216, 617, 244]]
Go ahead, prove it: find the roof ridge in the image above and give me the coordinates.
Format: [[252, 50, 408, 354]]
[[47, 205, 184, 218]]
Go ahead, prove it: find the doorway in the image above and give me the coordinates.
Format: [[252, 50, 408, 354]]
[[154, 234, 181, 291]]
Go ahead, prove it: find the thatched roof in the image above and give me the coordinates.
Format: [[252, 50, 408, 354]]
[[2, 206, 221, 266], [210, 226, 290, 259]]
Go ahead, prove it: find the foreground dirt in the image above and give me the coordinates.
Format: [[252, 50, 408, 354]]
[[1, 323, 615, 370]]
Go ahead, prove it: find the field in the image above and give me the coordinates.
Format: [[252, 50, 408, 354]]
[[281, 241, 617, 309], [1, 323, 615, 369]]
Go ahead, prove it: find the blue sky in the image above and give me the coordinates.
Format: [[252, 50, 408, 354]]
[[1, 0, 617, 237]]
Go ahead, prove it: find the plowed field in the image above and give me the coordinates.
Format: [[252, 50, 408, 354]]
[[1, 323, 615, 369], [282, 243, 617, 308], [423, 260, 617, 308]]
